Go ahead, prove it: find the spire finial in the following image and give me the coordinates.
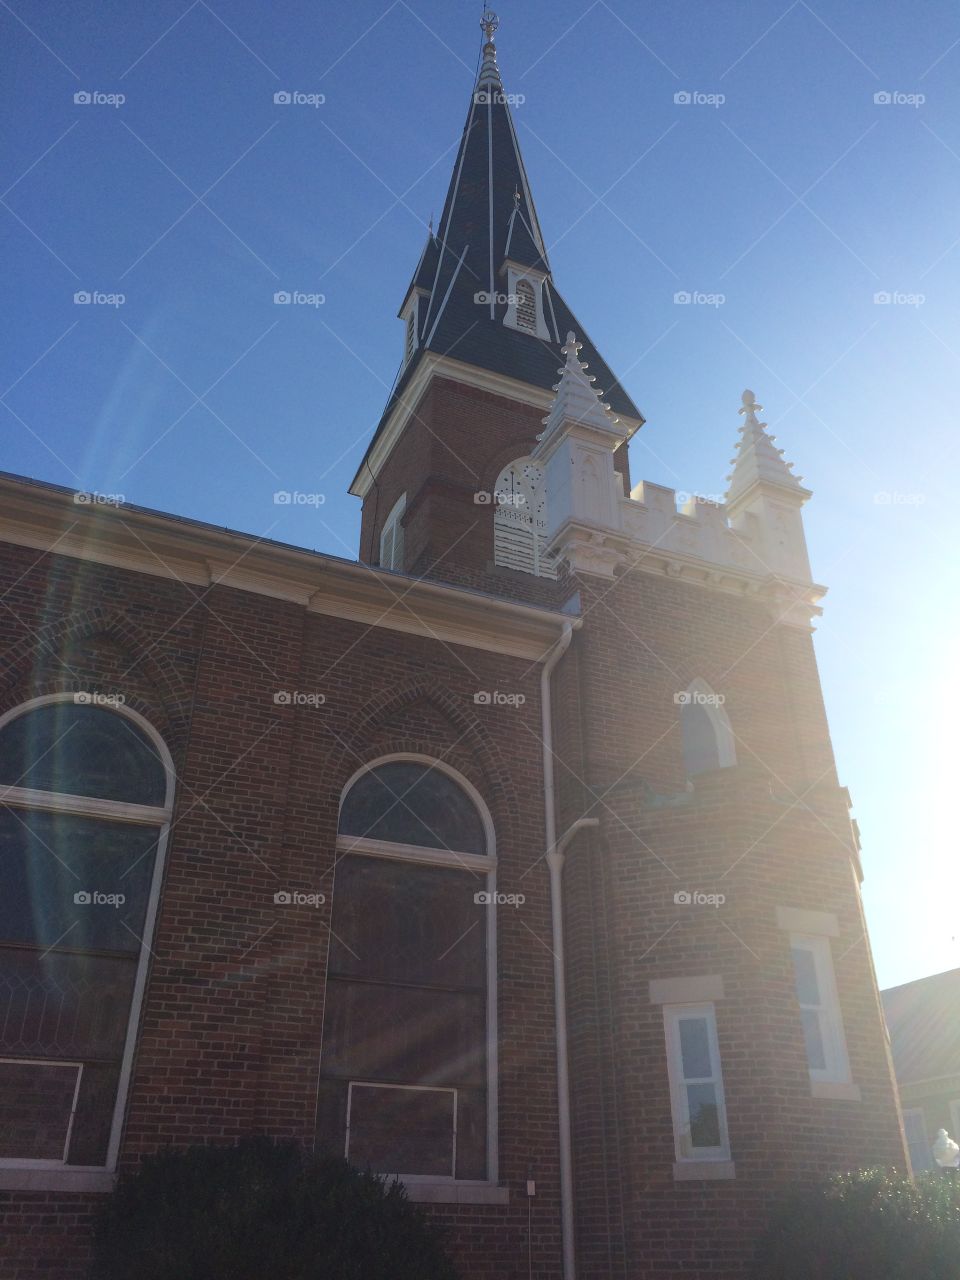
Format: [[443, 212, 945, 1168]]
[[481, 8, 499, 43], [476, 8, 503, 90], [739, 388, 763, 426]]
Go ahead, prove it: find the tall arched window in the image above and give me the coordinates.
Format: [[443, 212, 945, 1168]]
[[493, 457, 557, 579], [317, 756, 496, 1184], [679, 680, 736, 776], [0, 695, 173, 1170]]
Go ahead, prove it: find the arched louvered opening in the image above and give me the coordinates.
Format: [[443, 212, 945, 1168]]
[[493, 458, 557, 579], [515, 279, 536, 332]]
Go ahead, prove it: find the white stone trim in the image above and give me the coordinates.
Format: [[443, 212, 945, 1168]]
[[650, 975, 725, 1005], [776, 906, 840, 937], [404, 1180, 510, 1205], [673, 1159, 736, 1181]]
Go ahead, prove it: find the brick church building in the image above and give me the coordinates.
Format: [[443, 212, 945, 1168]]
[[0, 13, 906, 1279]]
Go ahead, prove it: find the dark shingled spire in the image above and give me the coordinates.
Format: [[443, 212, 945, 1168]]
[[354, 13, 643, 490]]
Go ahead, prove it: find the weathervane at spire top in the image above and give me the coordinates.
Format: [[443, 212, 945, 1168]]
[[481, 8, 499, 43]]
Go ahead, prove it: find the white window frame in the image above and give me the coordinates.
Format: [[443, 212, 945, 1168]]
[[0, 693, 175, 1176], [663, 1003, 731, 1162], [379, 493, 406, 572], [502, 263, 550, 340], [789, 933, 851, 1086], [902, 1106, 934, 1174], [331, 753, 498, 1187]]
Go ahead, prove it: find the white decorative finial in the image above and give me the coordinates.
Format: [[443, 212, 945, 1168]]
[[481, 8, 499, 42], [739, 389, 763, 425]]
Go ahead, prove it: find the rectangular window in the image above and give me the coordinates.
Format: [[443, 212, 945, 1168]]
[[663, 1003, 730, 1161], [789, 934, 851, 1084], [902, 1107, 934, 1174]]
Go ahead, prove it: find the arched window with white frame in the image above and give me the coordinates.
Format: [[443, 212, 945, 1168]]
[[0, 694, 174, 1172], [493, 457, 557, 579], [679, 679, 736, 776], [317, 756, 497, 1185], [379, 493, 406, 572]]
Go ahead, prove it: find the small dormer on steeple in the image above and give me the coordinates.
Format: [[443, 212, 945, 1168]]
[[725, 390, 813, 584]]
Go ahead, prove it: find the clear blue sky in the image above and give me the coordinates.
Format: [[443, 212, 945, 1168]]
[[2, 0, 957, 989]]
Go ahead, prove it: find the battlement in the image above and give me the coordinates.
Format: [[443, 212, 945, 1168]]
[[620, 481, 760, 580]]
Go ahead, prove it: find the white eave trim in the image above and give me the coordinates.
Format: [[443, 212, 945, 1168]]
[[350, 352, 642, 499], [0, 477, 574, 662]]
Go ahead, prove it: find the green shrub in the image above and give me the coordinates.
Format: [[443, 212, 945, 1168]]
[[753, 1168, 960, 1280], [91, 1138, 460, 1280]]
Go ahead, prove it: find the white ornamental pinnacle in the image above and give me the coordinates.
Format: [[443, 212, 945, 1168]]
[[477, 9, 503, 89], [540, 331, 620, 440], [725, 387, 807, 505]]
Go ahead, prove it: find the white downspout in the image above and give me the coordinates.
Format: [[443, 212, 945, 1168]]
[[541, 619, 599, 1280]]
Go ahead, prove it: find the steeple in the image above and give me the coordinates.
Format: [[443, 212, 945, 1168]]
[[351, 12, 642, 503], [725, 390, 808, 506]]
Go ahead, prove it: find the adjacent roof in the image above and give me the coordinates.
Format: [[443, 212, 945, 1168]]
[[352, 24, 643, 491], [882, 967, 960, 1085]]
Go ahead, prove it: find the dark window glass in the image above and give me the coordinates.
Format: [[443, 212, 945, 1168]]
[[791, 946, 821, 1005], [0, 702, 168, 1164], [338, 763, 485, 854], [681, 702, 721, 776], [319, 854, 488, 1179], [678, 1016, 712, 1080], [0, 807, 159, 952], [348, 1084, 455, 1177], [328, 856, 485, 988], [686, 1083, 721, 1148], [0, 703, 166, 806]]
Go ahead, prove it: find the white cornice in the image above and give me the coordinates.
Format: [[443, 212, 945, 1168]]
[[349, 353, 643, 499], [0, 476, 572, 662]]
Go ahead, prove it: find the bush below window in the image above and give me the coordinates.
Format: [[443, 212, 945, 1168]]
[[92, 1138, 460, 1280], [752, 1168, 960, 1280]]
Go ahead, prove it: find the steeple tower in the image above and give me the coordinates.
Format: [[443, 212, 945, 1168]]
[[350, 14, 643, 587]]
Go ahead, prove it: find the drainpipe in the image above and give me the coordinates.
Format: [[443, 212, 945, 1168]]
[[540, 619, 599, 1280]]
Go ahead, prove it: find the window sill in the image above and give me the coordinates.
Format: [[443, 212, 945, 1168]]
[[673, 1160, 736, 1181], [403, 1181, 510, 1206], [0, 1167, 115, 1192], [811, 1080, 861, 1102]]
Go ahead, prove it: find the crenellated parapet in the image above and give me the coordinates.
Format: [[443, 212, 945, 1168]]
[[532, 335, 826, 628]]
